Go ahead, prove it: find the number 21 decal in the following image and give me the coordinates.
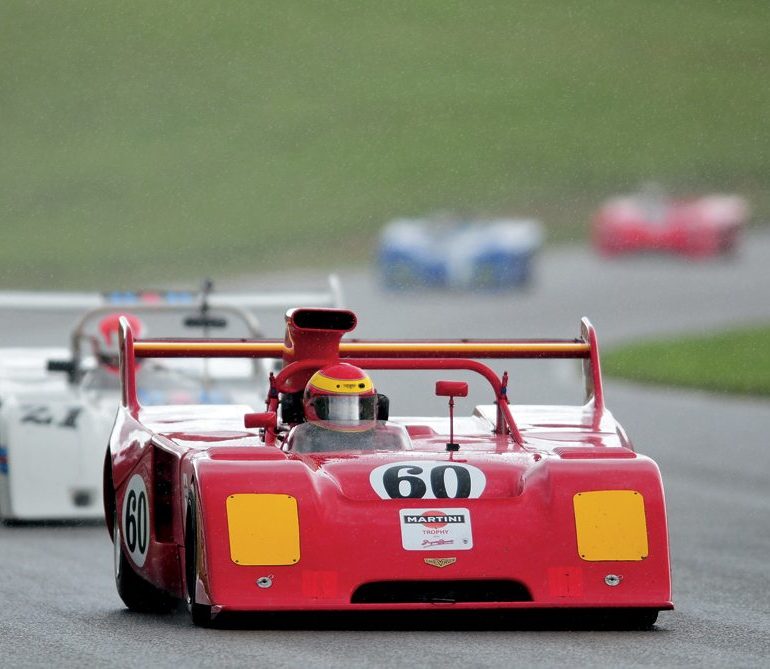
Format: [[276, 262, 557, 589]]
[[122, 474, 150, 567], [370, 461, 486, 500]]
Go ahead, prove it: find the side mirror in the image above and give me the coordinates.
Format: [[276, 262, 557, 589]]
[[47, 359, 76, 374], [244, 411, 277, 429], [47, 359, 77, 383], [435, 381, 467, 452], [184, 316, 228, 328], [435, 381, 468, 397]]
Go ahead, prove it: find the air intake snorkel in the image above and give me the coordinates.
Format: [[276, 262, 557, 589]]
[[280, 308, 357, 393]]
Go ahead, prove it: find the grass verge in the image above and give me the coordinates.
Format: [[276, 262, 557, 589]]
[[602, 325, 770, 397], [2, 1, 769, 287]]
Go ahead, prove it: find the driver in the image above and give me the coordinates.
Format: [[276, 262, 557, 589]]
[[291, 363, 378, 452], [81, 312, 146, 393], [97, 312, 145, 375]]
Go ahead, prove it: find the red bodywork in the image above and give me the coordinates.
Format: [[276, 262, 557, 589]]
[[593, 193, 748, 257], [106, 309, 672, 624]]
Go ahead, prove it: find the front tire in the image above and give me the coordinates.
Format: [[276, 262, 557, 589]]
[[185, 496, 214, 627], [113, 504, 177, 613], [585, 608, 659, 630], [617, 608, 659, 630]]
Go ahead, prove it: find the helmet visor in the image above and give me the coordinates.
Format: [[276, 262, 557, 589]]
[[312, 395, 377, 425]]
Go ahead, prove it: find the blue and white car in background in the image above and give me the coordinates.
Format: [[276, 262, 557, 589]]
[[377, 217, 544, 290], [0, 279, 342, 522]]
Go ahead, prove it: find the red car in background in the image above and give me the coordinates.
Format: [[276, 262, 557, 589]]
[[593, 187, 749, 258]]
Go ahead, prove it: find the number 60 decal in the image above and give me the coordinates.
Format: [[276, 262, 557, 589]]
[[122, 474, 150, 567], [370, 461, 486, 500]]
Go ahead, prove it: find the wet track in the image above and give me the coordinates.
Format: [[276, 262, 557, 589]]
[[2, 234, 770, 667]]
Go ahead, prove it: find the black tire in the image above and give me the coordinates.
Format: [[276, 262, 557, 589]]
[[618, 608, 659, 630], [585, 608, 659, 630], [185, 496, 214, 627], [113, 504, 177, 613]]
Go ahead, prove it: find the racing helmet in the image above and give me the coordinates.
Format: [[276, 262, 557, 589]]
[[97, 312, 145, 371], [303, 363, 377, 432]]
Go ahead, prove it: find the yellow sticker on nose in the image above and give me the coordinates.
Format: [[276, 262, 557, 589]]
[[226, 494, 300, 566], [573, 490, 648, 561]]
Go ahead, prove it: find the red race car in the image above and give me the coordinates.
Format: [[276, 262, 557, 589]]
[[593, 187, 749, 257], [105, 308, 672, 628]]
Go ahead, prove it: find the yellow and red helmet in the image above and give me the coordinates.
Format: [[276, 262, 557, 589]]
[[303, 363, 377, 432], [97, 312, 145, 372]]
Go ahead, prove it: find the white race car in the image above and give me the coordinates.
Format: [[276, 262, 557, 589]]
[[0, 279, 342, 522]]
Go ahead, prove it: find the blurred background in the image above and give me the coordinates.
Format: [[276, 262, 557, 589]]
[[1, 3, 770, 661], [2, 0, 768, 288]]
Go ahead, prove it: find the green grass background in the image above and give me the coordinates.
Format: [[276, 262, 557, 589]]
[[603, 325, 770, 397], [2, 1, 769, 288]]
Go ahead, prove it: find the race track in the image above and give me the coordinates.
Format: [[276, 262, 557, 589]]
[[2, 234, 770, 667]]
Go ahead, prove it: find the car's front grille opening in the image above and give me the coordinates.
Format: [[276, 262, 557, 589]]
[[351, 580, 532, 604]]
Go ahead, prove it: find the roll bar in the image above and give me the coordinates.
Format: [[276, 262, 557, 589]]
[[120, 315, 605, 443]]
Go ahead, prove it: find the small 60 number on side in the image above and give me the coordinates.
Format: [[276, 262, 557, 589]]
[[122, 474, 150, 567]]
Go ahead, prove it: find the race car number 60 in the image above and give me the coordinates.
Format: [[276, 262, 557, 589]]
[[369, 461, 486, 499], [122, 474, 149, 567]]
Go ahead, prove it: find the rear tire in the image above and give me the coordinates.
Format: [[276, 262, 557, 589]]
[[113, 504, 177, 613], [185, 496, 214, 627]]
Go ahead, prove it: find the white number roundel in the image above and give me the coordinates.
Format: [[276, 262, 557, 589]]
[[370, 461, 486, 500], [122, 474, 150, 567]]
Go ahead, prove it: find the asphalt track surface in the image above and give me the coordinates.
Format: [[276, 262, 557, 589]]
[[2, 233, 770, 667]]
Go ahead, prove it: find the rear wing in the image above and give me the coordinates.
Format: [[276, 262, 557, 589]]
[[119, 315, 604, 442]]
